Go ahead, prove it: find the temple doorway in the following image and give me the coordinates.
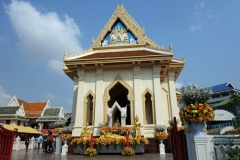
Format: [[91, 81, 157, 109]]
[[108, 82, 131, 125]]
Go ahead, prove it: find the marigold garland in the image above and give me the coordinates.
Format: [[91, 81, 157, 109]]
[[84, 147, 98, 157], [101, 127, 132, 135], [179, 103, 215, 122], [121, 147, 135, 156], [154, 132, 168, 140], [70, 137, 149, 147]]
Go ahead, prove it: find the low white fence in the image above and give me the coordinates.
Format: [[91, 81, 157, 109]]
[[12, 136, 42, 150], [185, 123, 240, 160]]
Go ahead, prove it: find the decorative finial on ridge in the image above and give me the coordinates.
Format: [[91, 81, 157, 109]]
[[64, 51, 68, 59], [182, 55, 185, 60], [92, 37, 95, 44], [168, 43, 172, 51], [162, 45, 164, 49]]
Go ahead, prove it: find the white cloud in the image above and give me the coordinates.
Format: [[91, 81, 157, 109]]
[[0, 36, 8, 44], [199, 1, 205, 8], [189, 24, 202, 32], [48, 59, 63, 75], [0, 86, 12, 106], [46, 93, 55, 100], [66, 99, 72, 106], [4, 0, 83, 72], [175, 82, 184, 89]]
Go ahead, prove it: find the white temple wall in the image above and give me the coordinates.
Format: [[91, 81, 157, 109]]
[[140, 66, 153, 91], [161, 75, 172, 124], [103, 67, 133, 89], [167, 71, 180, 119], [84, 69, 96, 95]]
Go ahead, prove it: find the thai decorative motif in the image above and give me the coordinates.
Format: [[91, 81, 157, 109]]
[[101, 21, 137, 46]]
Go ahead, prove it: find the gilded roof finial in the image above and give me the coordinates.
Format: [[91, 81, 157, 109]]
[[92, 37, 95, 44], [64, 51, 68, 59], [182, 55, 185, 61], [168, 43, 172, 52]]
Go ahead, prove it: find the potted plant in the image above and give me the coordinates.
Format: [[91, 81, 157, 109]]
[[179, 84, 215, 137], [60, 126, 72, 146], [154, 125, 168, 144], [84, 147, 98, 157], [121, 147, 135, 156]]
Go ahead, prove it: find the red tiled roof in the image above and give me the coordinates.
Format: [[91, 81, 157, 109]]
[[17, 99, 47, 118], [77, 50, 160, 59]]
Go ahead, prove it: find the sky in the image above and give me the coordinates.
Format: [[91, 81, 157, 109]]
[[0, 0, 240, 112]]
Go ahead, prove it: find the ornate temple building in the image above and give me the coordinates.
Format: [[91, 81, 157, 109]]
[[63, 5, 185, 137]]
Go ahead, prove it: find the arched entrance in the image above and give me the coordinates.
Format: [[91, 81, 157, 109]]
[[108, 82, 131, 125], [103, 74, 134, 125]]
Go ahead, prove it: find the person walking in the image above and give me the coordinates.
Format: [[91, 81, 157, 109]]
[[25, 135, 30, 152], [37, 135, 43, 149], [43, 135, 49, 153], [48, 131, 54, 152]]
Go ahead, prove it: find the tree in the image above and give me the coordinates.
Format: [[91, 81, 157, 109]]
[[226, 95, 240, 133]]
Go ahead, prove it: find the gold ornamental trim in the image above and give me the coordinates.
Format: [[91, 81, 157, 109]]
[[83, 90, 96, 126], [103, 74, 134, 125], [141, 88, 155, 125]]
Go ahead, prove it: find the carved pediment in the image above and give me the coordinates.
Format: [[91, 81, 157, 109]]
[[92, 5, 160, 49]]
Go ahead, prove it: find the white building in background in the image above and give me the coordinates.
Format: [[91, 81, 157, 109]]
[[63, 6, 185, 137]]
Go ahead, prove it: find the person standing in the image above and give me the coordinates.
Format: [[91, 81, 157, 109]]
[[37, 135, 43, 149], [25, 135, 30, 152]]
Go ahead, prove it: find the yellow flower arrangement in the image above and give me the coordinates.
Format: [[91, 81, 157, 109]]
[[129, 137, 149, 146], [101, 127, 132, 135], [54, 128, 62, 134], [179, 103, 215, 122], [154, 132, 168, 140], [70, 137, 89, 145], [84, 147, 98, 157], [60, 134, 72, 141], [121, 147, 135, 156]]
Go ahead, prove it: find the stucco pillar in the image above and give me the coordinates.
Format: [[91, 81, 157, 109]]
[[168, 71, 179, 119], [133, 66, 143, 124], [72, 69, 85, 137], [70, 76, 79, 128], [152, 64, 165, 124], [94, 68, 103, 136]]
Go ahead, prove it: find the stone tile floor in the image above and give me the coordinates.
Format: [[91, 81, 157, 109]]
[[11, 149, 173, 160]]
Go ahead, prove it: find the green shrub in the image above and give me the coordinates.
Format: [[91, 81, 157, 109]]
[[225, 146, 240, 159]]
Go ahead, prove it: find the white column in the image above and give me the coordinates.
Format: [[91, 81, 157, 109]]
[[152, 64, 165, 124], [70, 77, 79, 128], [55, 134, 62, 154], [133, 66, 143, 123], [29, 136, 35, 149], [168, 71, 179, 119], [72, 69, 85, 137], [94, 68, 103, 136], [194, 137, 213, 160]]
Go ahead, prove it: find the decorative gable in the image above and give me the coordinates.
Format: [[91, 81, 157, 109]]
[[7, 96, 19, 106], [101, 20, 137, 46], [92, 5, 160, 49]]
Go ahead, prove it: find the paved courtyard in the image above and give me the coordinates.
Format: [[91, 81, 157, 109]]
[[11, 149, 173, 160]]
